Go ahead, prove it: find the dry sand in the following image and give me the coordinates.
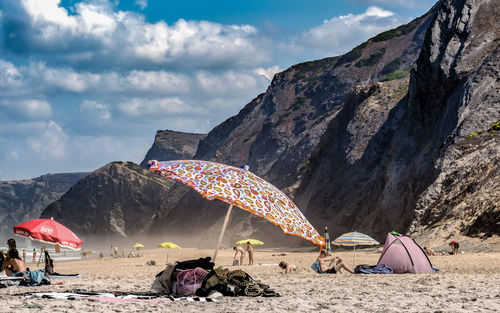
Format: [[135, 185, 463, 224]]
[[1, 248, 500, 313]]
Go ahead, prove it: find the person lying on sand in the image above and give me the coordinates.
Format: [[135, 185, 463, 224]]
[[3, 249, 26, 276], [233, 246, 246, 265], [424, 247, 436, 256], [279, 261, 297, 274], [317, 250, 354, 274]]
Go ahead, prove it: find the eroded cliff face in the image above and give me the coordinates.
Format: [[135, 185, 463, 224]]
[[41, 162, 174, 239], [140, 130, 207, 167], [408, 0, 500, 241], [298, 0, 499, 243], [0, 173, 88, 242]]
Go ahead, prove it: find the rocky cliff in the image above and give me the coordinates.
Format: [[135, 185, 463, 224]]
[[0, 172, 88, 242], [140, 130, 207, 167], [297, 0, 500, 243], [41, 162, 175, 240]]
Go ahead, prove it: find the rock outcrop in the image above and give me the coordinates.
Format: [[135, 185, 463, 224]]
[[140, 130, 206, 167], [41, 162, 174, 239], [0, 172, 88, 242]]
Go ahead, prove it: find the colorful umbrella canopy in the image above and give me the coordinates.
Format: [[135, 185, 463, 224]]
[[158, 242, 181, 249], [332, 232, 379, 246], [133, 243, 144, 248], [13, 218, 82, 251], [236, 239, 264, 245], [149, 160, 324, 246]]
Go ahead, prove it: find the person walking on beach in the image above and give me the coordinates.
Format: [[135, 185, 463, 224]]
[[32, 248, 36, 263], [22, 249, 26, 263], [316, 250, 354, 274], [233, 246, 246, 265], [246, 242, 254, 265]]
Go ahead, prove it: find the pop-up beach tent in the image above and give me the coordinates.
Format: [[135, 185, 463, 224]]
[[377, 232, 434, 274]]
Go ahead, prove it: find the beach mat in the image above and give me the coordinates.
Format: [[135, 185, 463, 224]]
[[25, 292, 218, 303]]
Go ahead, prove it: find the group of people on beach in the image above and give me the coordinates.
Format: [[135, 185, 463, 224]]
[[0, 238, 27, 276], [232, 241, 255, 265]]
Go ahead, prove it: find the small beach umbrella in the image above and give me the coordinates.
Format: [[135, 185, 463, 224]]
[[13, 217, 82, 251], [158, 242, 181, 263], [236, 239, 264, 245], [158, 242, 181, 249], [149, 160, 324, 262], [133, 243, 144, 249], [332, 231, 379, 268]]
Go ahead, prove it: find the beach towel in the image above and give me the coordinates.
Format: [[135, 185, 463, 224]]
[[14, 270, 51, 286], [354, 264, 393, 274], [25, 292, 218, 303], [310, 261, 322, 273], [49, 274, 82, 278], [177, 268, 208, 296]]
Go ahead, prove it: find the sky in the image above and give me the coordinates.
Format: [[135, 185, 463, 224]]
[[0, 0, 435, 180]]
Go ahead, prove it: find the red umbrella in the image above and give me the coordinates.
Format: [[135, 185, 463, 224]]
[[13, 218, 82, 251]]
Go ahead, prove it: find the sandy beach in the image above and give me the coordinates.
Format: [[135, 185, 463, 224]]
[[1, 247, 499, 313]]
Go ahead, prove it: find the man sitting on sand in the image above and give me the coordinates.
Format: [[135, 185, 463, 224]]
[[3, 249, 26, 276], [233, 246, 246, 265], [279, 261, 297, 274], [316, 250, 354, 274]]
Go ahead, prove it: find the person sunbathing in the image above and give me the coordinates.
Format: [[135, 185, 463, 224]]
[[279, 261, 297, 274], [3, 249, 26, 276], [424, 247, 436, 256], [316, 250, 354, 274]]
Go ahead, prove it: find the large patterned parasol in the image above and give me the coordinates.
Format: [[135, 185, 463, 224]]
[[149, 160, 324, 260]]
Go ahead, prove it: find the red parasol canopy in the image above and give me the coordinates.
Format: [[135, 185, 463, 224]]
[[13, 218, 82, 251]]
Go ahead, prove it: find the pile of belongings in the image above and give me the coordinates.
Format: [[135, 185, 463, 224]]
[[150, 257, 279, 298]]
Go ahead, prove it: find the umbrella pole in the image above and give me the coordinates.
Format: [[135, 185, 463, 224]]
[[213, 204, 233, 262], [353, 245, 356, 270]]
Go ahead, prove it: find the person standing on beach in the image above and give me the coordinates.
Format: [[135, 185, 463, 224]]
[[22, 249, 26, 262], [233, 246, 246, 265], [246, 242, 254, 265], [33, 248, 37, 263]]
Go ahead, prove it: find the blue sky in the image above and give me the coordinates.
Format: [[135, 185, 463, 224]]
[[0, 0, 435, 180]]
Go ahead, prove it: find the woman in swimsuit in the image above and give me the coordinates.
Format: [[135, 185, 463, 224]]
[[246, 242, 254, 266], [4, 249, 26, 276]]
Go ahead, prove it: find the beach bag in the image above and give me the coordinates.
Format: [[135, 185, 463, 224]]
[[44, 251, 54, 274], [177, 267, 208, 296]]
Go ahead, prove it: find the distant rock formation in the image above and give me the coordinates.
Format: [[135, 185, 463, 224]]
[[140, 130, 206, 167], [0, 172, 88, 242], [42, 162, 174, 239]]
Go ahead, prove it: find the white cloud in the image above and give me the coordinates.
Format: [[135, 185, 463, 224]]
[[27, 120, 67, 159], [135, 0, 147, 10], [6, 0, 267, 70], [253, 66, 282, 81], [122, 70, 190, 93], [295, 6, 401, 56], [42, 65, 100, 93], [0, 60, 22, 84], [80, 100, 111, 121], [195, 70, 267, 95], [0, 99, 52, 120], [117, 97, 203, 117]]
